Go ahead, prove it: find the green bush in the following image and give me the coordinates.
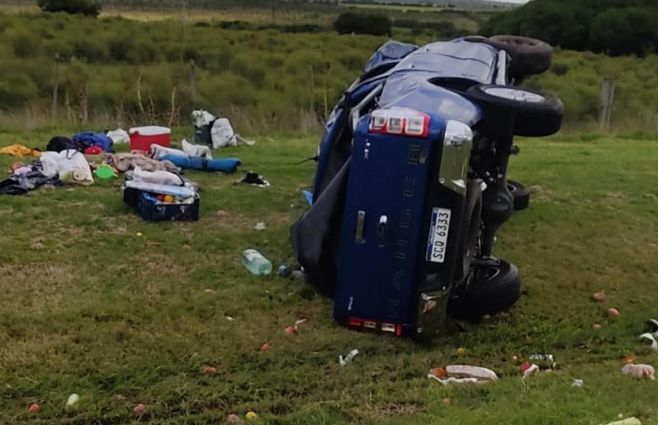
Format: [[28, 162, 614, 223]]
[[37, 0, 102, 17], [334, 12, 391, 36], [73, 38, 108, 62], [8, 29, 40, 58], [1, 10, 658, 131]]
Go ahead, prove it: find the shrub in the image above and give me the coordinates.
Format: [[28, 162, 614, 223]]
[[73, 39, 108, 62], [37, 0, 102, 17], [8, 30, 40, 58], [334, 12, 391, 36]]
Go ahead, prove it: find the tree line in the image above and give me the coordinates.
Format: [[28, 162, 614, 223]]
[[483, 0, 658, 56]]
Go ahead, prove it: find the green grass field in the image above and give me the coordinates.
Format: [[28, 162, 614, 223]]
[[0, 130, 657, 424]]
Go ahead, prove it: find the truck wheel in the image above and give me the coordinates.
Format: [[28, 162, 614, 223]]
[[507, 179, 530, 211], [466, 84, 563, 137], [448, 260, 521, 322], [488, 35, 552, 78]]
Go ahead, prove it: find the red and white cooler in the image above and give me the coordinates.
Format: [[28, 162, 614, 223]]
[[129, 126, 171, 152]]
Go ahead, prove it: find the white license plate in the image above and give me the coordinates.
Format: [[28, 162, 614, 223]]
[[426, 208, 451, 263]]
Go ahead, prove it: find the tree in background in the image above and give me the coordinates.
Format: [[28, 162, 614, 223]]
[[334, 12, 391, 37], [483, 0, 658, 56], [37, 0, 102, 17]]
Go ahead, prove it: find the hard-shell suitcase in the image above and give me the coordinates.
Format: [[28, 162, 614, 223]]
[[333, 115, 469, 338]]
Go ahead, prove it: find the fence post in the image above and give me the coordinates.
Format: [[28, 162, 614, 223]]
[[51, 53, 60, 120], [599, 79, 615, 131], [189, 59, 196, 106], [79, 83, 88, 125], [309, 65, 315, 114]]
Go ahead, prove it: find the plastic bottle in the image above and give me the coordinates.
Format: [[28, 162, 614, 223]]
[[241, 249, 272, 275]]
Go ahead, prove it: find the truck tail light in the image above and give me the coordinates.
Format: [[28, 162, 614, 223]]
[[368, 108, 430, 138], [346, 317, 403, 336]]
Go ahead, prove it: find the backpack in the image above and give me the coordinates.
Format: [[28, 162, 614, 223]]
[[46, 136, 76, 152]]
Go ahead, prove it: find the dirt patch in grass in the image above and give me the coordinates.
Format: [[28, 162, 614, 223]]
[[0, 263, 76, 295]]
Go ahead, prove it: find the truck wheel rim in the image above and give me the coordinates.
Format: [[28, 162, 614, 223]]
[[484, 87, 545, 103]]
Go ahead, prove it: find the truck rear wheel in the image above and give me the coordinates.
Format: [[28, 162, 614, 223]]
[[448, 259, 521, 322], [467, 84, 563, 137]]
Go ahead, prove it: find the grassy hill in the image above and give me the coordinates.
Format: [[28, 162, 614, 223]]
[[1, 10, 658, 133]]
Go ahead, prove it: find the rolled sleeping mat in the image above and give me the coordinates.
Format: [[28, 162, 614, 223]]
[[160, 154, 241, 173]]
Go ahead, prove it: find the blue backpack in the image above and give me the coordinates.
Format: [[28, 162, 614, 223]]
[[72, 132, 113, 152]]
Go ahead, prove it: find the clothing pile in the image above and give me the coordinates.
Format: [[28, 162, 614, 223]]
[[0, 126, 242, 211], [0, 149, 93, 195]]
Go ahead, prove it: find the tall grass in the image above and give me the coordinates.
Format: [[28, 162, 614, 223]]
[[0, 11, 658, 133]]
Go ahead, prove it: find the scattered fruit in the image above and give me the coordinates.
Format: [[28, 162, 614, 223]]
[[202, 366, 219, 375], [227, 413, 245, 425], [592, 323, 602, 330], [622, 355, 637, 364], [456, 347, 466, 355], [442, 398, 451, 406], [28, 403, 40, 413], [607, 308, 620, 318], [284, 326, 298, 335], [430, 367, 447, 378], [259, 342, 273, 352], [245, 411, 258, 421], [135, 232, 143, 237], [592, 291, 606, 303], [133, 404, 146, 415]]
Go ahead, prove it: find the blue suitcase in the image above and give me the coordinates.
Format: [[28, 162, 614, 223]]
[[333, 111, 471, 338]]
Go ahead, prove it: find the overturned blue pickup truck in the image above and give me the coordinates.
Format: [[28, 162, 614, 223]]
[[292, 35, 563, 338]]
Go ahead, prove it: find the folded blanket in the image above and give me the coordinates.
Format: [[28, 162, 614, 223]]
[[108, 153, 179, 173]]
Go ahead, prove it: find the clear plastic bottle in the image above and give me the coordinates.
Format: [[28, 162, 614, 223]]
[[241, 249, 272, 275]]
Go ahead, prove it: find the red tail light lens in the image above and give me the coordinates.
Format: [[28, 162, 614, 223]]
[[368, 108, 430, 138], [348, 317, 364, 328]]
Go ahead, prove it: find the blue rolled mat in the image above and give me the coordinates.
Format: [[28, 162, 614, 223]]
[[161, 154, 241, 173]]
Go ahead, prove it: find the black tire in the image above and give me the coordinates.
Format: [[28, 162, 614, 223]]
[[467, 84, 563, 137], [488, 35, 552, 78], [507, 179, 530, 211], [448, 260, 522, 322]]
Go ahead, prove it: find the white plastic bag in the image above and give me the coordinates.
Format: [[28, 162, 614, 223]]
[[182, 139, 212, 159], [150, 144, 186, 159], [131, 166, 183, 186], [106, 128, 130, 145], [192, 110, 217, 128], [211, 118, 238, 148], [40, 150, 93, 185]]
